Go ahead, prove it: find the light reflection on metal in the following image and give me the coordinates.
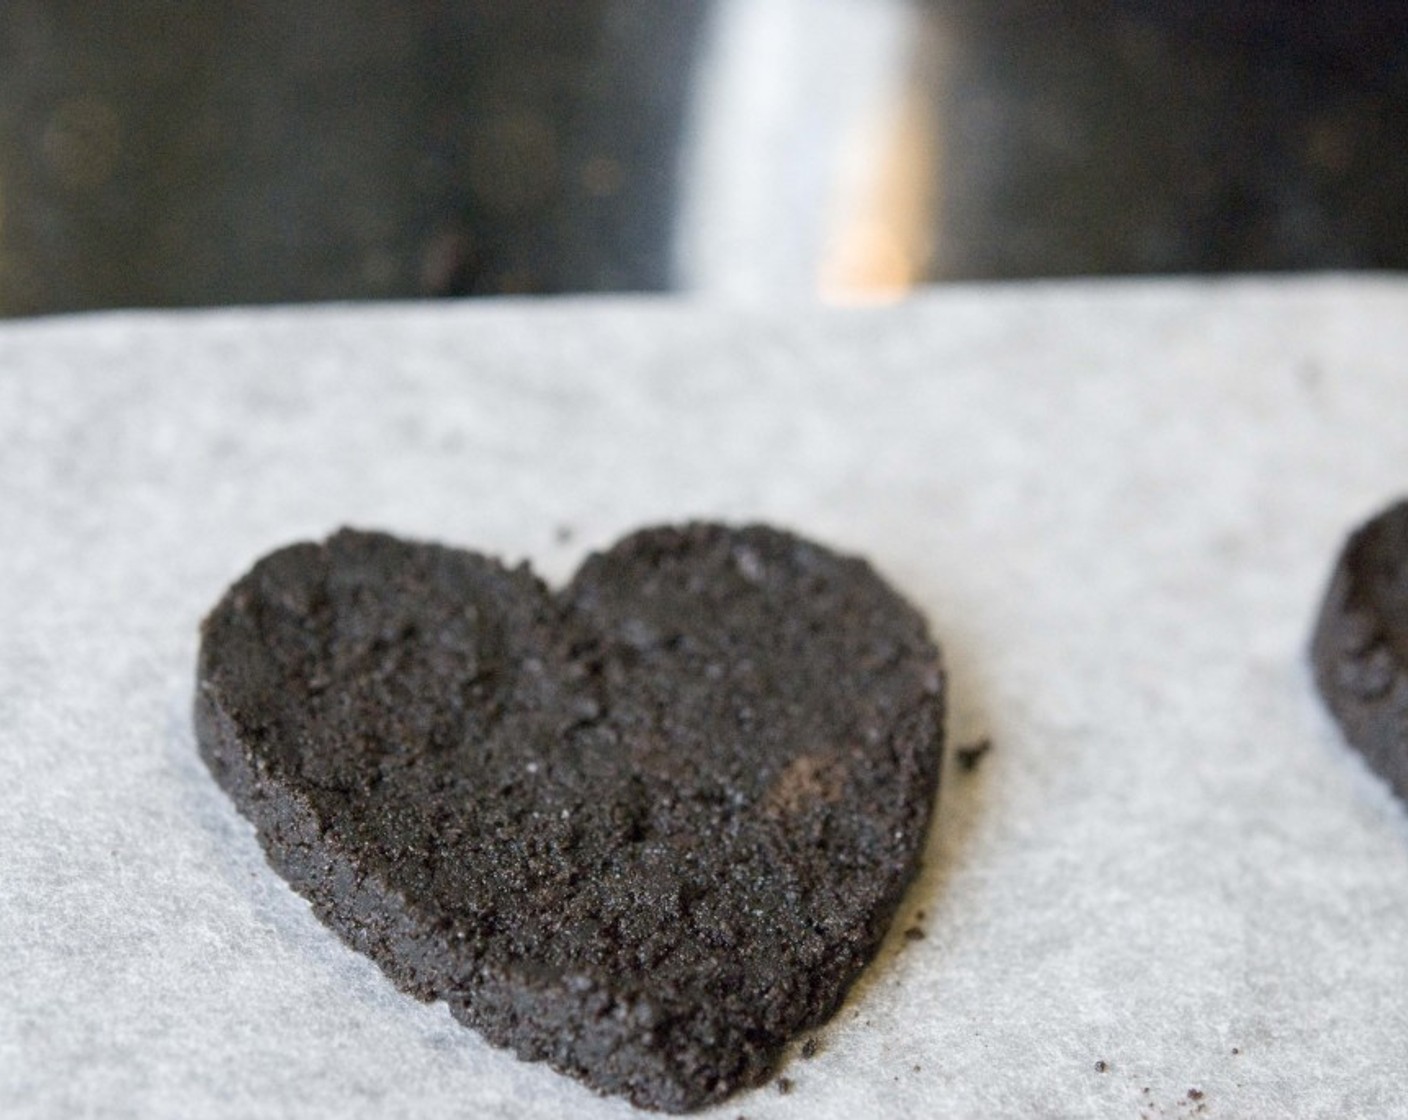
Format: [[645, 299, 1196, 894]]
[[818, 84, 939, 305], [676, 0, 918, 302], [818, 14, 946, 305]]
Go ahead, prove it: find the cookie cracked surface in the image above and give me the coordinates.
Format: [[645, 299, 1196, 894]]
[[1311, 499, 1408, 807], [195, 524, 944, 1111]]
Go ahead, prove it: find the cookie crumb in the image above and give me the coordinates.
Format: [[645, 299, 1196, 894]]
[[1231, 1047, 1240, 1055], [776, 1077, 793, 1095], [801, 1038, 818, 1059], [955, 738, 992, 772], [912, 1064, 921, 1073], [1094, 1060, 1108, 1073], [903, 926, 925, 942], [1188, 1088, 1204, 1101]]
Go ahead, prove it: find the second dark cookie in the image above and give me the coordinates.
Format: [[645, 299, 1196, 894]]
[[1311, 499, 1408, 805]]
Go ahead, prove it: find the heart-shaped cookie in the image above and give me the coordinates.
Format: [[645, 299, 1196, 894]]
[[195, 524, 944, 1111], [1311, 499, 1408, 805]]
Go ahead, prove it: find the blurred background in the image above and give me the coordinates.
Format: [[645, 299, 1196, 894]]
[[1, 0, 1405, 316]]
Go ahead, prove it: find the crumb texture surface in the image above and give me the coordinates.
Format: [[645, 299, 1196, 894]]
[[195, 524, 944, 1111], [1312, 499, 1408, 804]]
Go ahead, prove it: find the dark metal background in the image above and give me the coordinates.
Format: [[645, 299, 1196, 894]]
[[0, 2, 706, 314], [1, 1, 1405, 315]]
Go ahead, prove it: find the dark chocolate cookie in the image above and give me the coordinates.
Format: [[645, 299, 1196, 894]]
[[1311, 499, 1408, 805], [195, 524, 944, 1111]]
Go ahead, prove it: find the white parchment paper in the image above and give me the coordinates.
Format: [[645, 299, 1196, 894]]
[[3, 278, 1407, 1119]]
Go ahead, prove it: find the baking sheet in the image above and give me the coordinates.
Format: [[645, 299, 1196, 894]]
[[3, 277, 1407, 1118]]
